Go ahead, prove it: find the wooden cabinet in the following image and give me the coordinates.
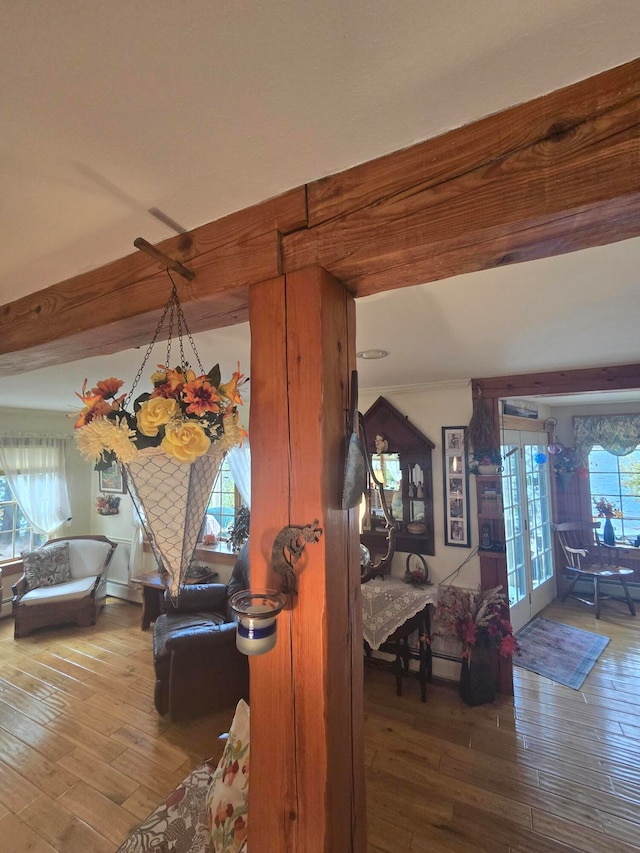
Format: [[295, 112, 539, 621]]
[[361, 397, 435, 557], [475, 474, 505, 555]]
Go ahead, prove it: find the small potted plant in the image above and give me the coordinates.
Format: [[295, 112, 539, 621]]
[[227, 506, 250, 552], [594, 497, 620, 546], [552, 447, 586, 492], [469, 449, 503, 475]]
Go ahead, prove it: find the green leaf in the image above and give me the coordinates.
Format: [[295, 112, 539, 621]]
[[133, 392, 151, 412], [94, 451, 116, 472], [207, 364, 221, 387], [134, 432, 161, 450]]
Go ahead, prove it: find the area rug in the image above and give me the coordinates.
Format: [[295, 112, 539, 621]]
[[117, 760, 216, 853], [514, 617, 610, 689]]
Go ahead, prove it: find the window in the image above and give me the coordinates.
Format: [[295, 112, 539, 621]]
[[0, 474, 47, 561], [588, 446, 640, 543], [205, 459, 242, 539]]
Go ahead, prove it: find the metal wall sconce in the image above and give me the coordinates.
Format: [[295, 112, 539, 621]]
[[544, 417, 564, 455], [230, 520, 323, 656]]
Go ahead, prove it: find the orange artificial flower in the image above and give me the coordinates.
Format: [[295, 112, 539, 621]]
[[91, 377, 124, 399], [218, 362, 246, 405], [182, 378, 221, 416], [74, 379, 121, 428], [150, 365, 196, 399]]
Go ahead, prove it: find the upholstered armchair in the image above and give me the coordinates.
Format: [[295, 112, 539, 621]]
[[152, 542, 250, 721], [12, 535, 117, 638]]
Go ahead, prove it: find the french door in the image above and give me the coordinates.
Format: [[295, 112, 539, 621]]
[[501, 430, 555, 633]]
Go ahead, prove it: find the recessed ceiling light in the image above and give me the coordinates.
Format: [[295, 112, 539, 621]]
[[356, 349, 389, 360]]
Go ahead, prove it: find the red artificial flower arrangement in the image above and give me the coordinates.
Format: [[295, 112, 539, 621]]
[[437, 585, 519, 659]]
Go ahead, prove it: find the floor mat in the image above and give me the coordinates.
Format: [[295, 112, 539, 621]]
[[514, 616, 610, 689]]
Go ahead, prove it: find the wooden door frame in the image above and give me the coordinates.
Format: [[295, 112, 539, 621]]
[[470, 364, 640, 690]]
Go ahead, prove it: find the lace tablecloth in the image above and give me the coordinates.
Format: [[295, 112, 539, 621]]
[[361, 576, 438, 650]]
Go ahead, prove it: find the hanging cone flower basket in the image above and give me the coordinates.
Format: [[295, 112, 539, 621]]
[[71, 273, 248, 603], [125, 444, 226, 601]]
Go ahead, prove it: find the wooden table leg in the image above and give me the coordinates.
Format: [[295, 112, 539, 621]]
[[425, 605, 433, 683], [393, 642, 404, 697], [418, 634, 427, 702], [620, 576, 637, 616]]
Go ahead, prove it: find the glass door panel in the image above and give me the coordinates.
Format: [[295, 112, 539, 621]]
[[523, 440, 554, 616], [502, 429, 555, 633], [501, 441, 529, 631]]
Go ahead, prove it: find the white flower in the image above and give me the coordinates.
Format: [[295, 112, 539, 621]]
[[75, 417, 138, 464]]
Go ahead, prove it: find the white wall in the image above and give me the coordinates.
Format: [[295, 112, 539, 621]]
[[360, 380, 481, 588], [360, 380, 481, 682]]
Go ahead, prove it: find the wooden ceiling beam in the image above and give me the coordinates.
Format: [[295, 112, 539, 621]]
[[473, 363, 640, 400], [1, 58, 640, 373], [282, 58, 640, 295], [0, 188, 306, 374]]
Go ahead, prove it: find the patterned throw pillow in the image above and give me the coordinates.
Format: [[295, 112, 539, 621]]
[[22, 541, 72, 590], [206, 699, 250, 853]]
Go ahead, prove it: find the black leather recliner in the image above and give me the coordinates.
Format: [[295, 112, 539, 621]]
[[153, 542, 250, 721]]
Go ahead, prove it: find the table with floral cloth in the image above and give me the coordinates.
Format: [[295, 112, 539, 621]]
[[361, 576, 438, 650]]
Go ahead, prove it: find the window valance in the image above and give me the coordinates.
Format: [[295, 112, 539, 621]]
[[573, 415, 640, 459]]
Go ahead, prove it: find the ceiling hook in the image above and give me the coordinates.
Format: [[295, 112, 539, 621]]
[[134, 237, 195, 281]]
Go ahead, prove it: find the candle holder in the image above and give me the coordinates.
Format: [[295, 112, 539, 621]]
[[229, 589, 286, 656]]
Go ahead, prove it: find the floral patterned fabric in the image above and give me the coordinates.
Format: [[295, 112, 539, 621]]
[[574, 414, 640, 458], [23, 541, 71, 590], [206, 699, 250, 853], [117, 761, 217, 853]]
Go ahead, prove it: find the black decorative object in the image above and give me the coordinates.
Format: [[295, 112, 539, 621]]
[[404, 553, 429, 586], [459, 642, 496, 707], [481, 523, 492, 550]]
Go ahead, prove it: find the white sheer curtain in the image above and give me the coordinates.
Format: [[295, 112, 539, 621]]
[[228, 441, 251, 508], [0, 434, 72, 535], [128, 502, 145, 578]]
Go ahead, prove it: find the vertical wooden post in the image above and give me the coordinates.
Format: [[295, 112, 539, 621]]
[[472, 389, 513, 694], [248, 268, 365, 851]]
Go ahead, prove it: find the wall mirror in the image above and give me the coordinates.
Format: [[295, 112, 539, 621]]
[[361, 397, 435, 558]]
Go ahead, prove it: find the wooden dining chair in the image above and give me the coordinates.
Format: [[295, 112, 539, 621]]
[[552, 521, 636, 619]]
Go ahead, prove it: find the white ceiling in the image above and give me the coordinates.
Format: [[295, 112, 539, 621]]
[[1, 1, 640, 411]]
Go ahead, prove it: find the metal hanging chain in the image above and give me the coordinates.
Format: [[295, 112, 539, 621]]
[[164, 286, 175, 369], [124, 270, 205, 407], [168, 269, 205, 375], [124, 280, 175, 408]]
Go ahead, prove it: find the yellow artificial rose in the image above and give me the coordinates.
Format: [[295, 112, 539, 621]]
[[161, 421, 211, 463], [137, 397, 180, 436]]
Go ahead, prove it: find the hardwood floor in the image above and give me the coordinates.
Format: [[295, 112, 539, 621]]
[[0, 598, 231, 852], [0, 595, 638, 851], [365, 597, 640, 853]]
